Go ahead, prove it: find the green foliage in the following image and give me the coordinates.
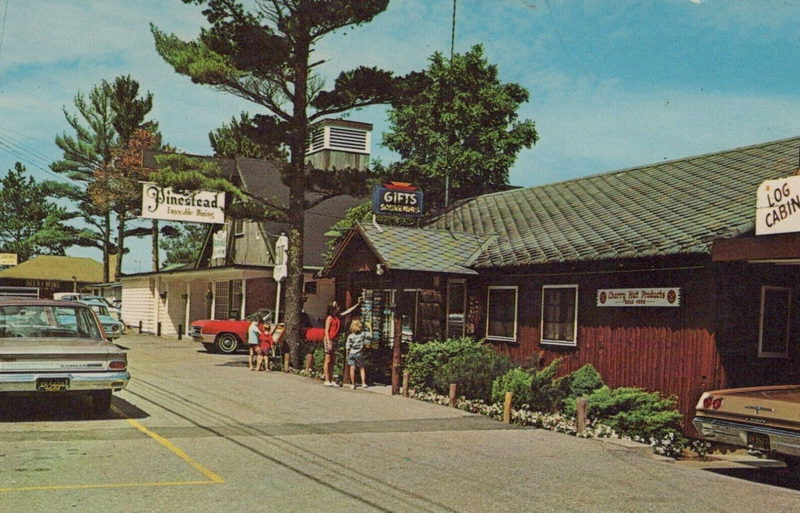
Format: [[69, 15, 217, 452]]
[[404, 337, 486, 390], [491, 367, 533, 408], [556, 363, 605, 402], [209, 112, 285, 160], [152, 0, 415, 364], [160, 223, 208, 266], [382, 44, 539, 208], [107, 75, 159, 145], [528, 358, 567, 412], [432, 348, 515, 402], [312, 333, 347, 378], [563, 386, 683, 440], [51, 75, 159, 279], [0, 163, 80, 262]]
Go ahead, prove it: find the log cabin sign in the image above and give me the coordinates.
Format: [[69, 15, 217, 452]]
[[597, 288, 681, 307], [756, 176, 800, 235]]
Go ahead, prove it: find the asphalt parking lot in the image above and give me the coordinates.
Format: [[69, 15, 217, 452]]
[[1, 333, 800, 513]]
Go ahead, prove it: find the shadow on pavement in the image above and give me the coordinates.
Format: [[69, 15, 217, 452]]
[[0, 394, 148, 422], [707, 467, 800, 491]]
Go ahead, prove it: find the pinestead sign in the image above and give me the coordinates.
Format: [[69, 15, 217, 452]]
[[141, 182, 225, 224]]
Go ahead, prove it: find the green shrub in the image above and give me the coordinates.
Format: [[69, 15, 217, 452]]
[[563, 386, 683, 440], [404, 337, 486, 389], [432, 348, 515, 401], [555, 363, 605, 403], [491, 367, 533, 408], [528, 358, 566, 412], [311, 333, 346, 378]]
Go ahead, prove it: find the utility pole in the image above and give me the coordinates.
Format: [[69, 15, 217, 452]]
[[444, 0, 457, 208]]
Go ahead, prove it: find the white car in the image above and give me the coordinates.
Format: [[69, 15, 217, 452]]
[[0, 299, 129, 415]]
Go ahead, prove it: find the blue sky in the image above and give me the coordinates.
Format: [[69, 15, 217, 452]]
[[1, 0, 799, 272]]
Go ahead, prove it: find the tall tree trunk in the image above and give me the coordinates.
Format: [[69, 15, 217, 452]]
[[284, 36, 311, 369], [115, 215, 125, 279], [103, 211, 111, 283], [151, 219, 159, 271]]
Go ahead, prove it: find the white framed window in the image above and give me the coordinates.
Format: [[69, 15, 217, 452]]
[[541, 285, 578, 347], [758, 286, 791, 359], [447, 279, 466, 338], [234, 218, 245, 237], [486, 286, 518, 342]]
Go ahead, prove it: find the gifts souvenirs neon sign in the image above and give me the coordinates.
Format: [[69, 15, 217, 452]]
[[372, 182, 424, 218]]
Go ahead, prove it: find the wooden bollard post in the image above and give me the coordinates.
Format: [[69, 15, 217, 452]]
[[402, 371, 410, 397], [304, 353, 313, 372], [448, 383, 457, 407], [576, 397, 588, 433], [503, 392, 513, 424], [390, 316, 402, 395], [283, 353, 290, 372]]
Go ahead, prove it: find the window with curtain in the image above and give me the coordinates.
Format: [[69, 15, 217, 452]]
[[486, 286, 517, 341], [541, 285, 578, 346]]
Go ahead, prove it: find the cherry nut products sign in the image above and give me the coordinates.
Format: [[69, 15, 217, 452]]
[[756, 176, 800, 236], [597, 288, 680, 307]]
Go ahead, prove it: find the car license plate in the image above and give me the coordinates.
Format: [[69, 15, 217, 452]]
[[36, 377, 69, 392], [747, 432, 770, 452]]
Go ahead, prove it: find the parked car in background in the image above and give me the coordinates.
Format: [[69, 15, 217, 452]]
[[70, 295, 124, 322], [78, 301, 125, 339], [190, 309, 276, 353], [693, 385, 800, 467], [53, 292, 83, 301], [0, 299, 129, 415], [82, 295, 122, 312]]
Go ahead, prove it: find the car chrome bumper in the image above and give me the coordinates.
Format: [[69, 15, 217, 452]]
[[693, 416, 800, 457], [191, 332, 214, 344], [0, 371, 130, 393]]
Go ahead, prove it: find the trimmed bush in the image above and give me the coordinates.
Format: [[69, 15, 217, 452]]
[[431, 348, 515, 401], [563, 385, 683, 440], [528, 358, 566, 412], [554, 363, 605, 405], [404, 337, 486, 389], [491, 367, 533, 408]]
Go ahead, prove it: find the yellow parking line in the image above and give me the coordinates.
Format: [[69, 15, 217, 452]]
[[0, 480, 212, 493], [0, 407, 223, 493], [124, 417, 224, 483]]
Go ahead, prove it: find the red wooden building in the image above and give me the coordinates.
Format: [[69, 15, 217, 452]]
[[323, 136, 800, 433]]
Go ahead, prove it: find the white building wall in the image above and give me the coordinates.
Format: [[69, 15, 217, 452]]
[[121, 277, 156, 333]]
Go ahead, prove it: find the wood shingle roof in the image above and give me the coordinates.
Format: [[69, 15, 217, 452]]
[[426, 136, 800, 268]]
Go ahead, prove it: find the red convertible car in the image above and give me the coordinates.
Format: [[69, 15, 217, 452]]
[[190, 309, 318, 353], [190, 309, 275, 353]]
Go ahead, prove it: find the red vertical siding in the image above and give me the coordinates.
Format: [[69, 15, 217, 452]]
[[500, 325, 721, 436]]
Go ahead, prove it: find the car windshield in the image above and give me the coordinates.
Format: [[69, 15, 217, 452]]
[[0, 305, 103, 339], [86, 296, 109, 305], [86, 303, 110, 316]]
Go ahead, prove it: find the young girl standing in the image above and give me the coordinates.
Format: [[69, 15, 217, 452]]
[[322, 300, 360, 386], [345, 319, 370, 389], [247, 317, 265, 371]]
